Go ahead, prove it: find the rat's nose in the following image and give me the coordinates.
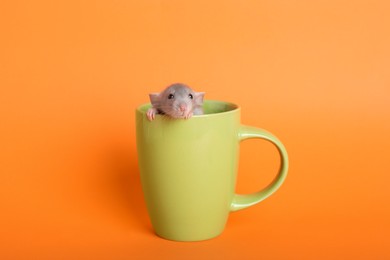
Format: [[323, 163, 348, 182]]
[[179, 104, 186, 112]]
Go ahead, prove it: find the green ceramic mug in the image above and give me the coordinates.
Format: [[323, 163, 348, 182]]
[[136, 100, 288, 241]]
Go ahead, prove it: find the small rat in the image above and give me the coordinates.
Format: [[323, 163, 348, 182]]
[[147, 83, 205, 121]]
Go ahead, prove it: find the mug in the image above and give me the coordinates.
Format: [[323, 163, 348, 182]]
[[136, 100, 288, 241]]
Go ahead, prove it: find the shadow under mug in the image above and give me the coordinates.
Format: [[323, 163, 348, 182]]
[[136, 100, 288, 241]]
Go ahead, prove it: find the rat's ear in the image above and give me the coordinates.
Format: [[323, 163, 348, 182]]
[[194, 92, 205, 105], [149, 93, 160, 106]]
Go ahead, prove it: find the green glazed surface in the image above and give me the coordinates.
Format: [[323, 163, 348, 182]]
[[136, 100, 288, 241]]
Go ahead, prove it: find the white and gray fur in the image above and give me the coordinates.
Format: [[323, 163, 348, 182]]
[[147, 83, 205, 121]]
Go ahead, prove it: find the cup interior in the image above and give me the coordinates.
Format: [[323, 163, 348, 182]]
[[202, 100, 238, 114]]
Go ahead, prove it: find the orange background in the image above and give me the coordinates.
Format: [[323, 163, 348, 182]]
[[1, 0, 389, 259]]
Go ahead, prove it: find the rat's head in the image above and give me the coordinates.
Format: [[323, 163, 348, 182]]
[[149, 83, 204, 119]]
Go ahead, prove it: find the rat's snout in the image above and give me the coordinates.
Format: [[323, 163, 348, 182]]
[[174, 102, 192, 118], [179, 104, 187, 112]]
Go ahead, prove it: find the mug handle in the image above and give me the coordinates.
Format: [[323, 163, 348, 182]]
[[230, 125, 289, 211]]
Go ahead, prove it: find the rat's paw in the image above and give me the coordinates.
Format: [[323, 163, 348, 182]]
[[147, 108, 157, 121], [184, 112, 193, 120]]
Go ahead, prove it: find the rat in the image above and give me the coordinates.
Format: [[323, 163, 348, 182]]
[[146, 83, 205, 121]]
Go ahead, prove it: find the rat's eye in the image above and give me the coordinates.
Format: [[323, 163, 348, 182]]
[[168, 94, 174, 99], [188, 94, 193, 99]]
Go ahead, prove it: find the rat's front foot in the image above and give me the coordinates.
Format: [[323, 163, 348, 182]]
[[184, 112, 193, 120], [147, 108, 157, 121]]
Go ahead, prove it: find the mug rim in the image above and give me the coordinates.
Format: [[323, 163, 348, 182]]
[[136, 100, 240, 118]]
